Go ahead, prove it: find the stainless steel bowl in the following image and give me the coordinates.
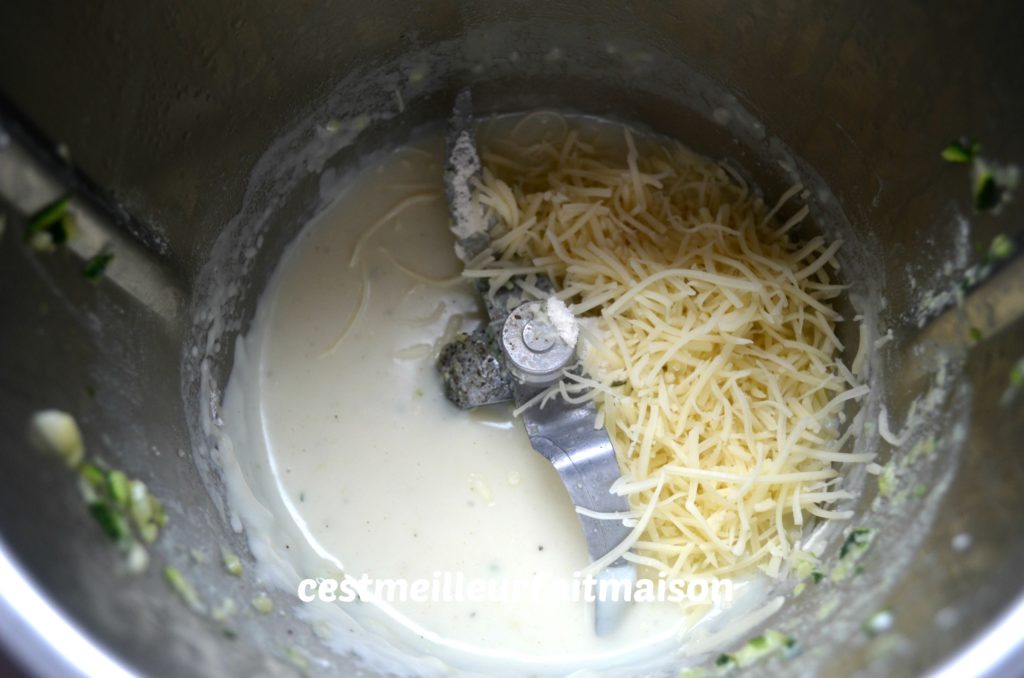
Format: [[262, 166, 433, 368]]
[[0, 2, 1022, 676]]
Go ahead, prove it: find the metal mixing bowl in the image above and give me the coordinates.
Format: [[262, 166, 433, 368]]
[[0, 2, 1022, 676]]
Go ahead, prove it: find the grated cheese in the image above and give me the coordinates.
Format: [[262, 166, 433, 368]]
[[473, 118, 869, 579], [544, 297, 580, 347]]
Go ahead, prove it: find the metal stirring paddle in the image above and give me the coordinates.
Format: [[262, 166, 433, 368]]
[[437, 89, 636, 635]]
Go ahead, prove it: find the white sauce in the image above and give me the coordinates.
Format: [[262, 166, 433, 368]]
[[218, 128, 771, 676]]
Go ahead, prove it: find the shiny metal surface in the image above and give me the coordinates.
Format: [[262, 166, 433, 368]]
[[0, 1, 1022, 676], [501, 302, 576, 384], [516, 381, 632, 567], [516, 376, 636, 636]]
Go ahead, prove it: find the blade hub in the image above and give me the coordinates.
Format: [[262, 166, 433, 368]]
[[501, 302, 575, 385]]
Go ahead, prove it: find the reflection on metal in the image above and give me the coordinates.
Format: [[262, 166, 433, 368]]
[[0, 131, 182, 323], [904, 247, 1024, 383]]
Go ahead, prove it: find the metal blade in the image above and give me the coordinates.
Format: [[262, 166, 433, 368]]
[[443, 88, 494, 265], [505, 309, 637, 636], [440, 90, 636, 634]]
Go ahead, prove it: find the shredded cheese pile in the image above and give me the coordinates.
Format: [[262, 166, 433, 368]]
[[470, 119, 869, 579]]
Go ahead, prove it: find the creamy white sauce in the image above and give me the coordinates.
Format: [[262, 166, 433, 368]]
[[219, 126, 773, 676]]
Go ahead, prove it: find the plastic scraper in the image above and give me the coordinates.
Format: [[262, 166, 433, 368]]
[[437, 89, 636, 635]]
